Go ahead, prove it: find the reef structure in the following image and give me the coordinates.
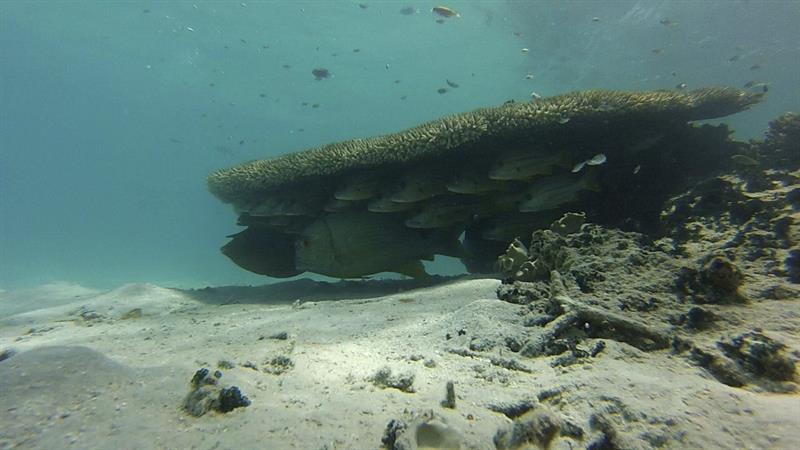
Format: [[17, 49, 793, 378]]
[[207, 87, 762, 279]]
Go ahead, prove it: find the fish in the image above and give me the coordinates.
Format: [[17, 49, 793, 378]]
[[295, 212, 457, 278], [530, 91, 542, 100], [750, 64, 762, 70], [731, 154, 759, 166], [334, 173, 383, 201], [479, 211, 561, 242], [389, 171, 448, 203], [571, 153, 607, 173], [675, 82, 687, 90], [446, 169, 513, 194], [489, 151, 572, 181], [659, 18, 677, 27], [323, 198, 361, 213], [432, 6, 460, 18], [446, 79, 459, 88], [237, 214, 312, 234], [399, 6, 416, 15], [221, 227, 302, 278], [517, 174, 600, 213], [367, 195, 417, 213], [312, 68, 330, 80], [404, 199, 477, 229]]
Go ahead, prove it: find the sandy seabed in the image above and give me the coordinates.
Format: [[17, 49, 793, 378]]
[[1, 267, 798, 449]]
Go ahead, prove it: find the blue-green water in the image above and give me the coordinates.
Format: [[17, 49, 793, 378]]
[[1, 1, 798, 289]]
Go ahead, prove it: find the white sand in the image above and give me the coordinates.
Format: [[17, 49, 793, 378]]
[[1, 278, 798, 449]]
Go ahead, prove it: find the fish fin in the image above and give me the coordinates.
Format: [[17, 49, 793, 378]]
[[395, 260, 430, 279], [423, 227, 467, 258], [571, 161, 586, 173]]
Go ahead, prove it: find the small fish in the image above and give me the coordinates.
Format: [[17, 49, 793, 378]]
[[389, 172, 447, 203], [731, 154, 759, 166], [521, 48, 529, 53], [366, 196, 417, 213], [750, 64, 762, 70], [530, 91, 542, 100], [586, 153, 607, 166], [728, 55, 741, 62], [405, 202, 475, 229], [571, 153, 606, 173], [518, 174, 600, 213], [651, 48, 663, 54], [323, 198, 360, 213], [432, 6, 460, 18], [400, 6, 416, 15], [675, 82, 687, 90], [592, 17, 601, 22], [446, 170, 511, 194], [659, 18, 677, 27], [435, 19, 445, 24], [525, 74, 535, 80], [358, 3, 369, 9], [513, 31, 524, 37], [480, 211, 561, 242], [489, 151, 572, 181], [335, 174, 382, 201], [312, 68, 331, 80], [446, 79, 459, 88], [437, 87, 448, 94], [633, 165, 641, 175]]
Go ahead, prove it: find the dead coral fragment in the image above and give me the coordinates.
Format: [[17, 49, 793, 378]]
[[369, 366, 416, 393], [550, 211, 586, 236], [183, 368, 251, 417]]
